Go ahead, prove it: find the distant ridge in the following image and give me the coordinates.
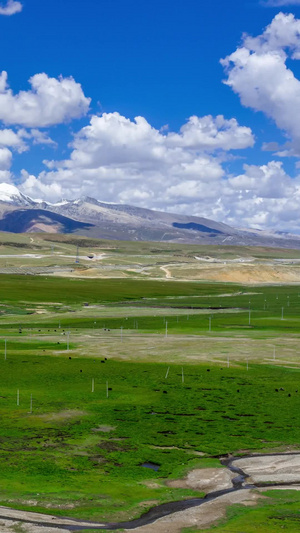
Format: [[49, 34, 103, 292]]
[[0, 183, 299, 249]]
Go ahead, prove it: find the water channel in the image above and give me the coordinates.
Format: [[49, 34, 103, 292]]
[[0, 452, 299, 531]]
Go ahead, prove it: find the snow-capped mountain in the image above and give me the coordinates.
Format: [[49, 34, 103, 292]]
[[0, 183, 299, 249], [0, 183, 35, 206]]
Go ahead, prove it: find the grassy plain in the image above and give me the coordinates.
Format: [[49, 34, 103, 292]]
[[0, 233, 299, 530]]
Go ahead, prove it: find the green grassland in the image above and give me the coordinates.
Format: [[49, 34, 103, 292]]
[[0, 253, 298, 530], [0, 275, 299, 337], [0, 275, 297, 526], [0, 352, 299, 522]]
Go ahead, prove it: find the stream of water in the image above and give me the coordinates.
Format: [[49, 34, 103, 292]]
[[0, 452, 299, 531]]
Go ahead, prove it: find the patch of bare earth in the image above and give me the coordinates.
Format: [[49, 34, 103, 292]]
[[167, 467, 235, 493], [91, 425, 116, 432], [197, 264, 300, 284], [0, 522, 68, 533], [161, 263, 300, 283], [124, 489, 262, 533], [0, 507, 104, 533], [151, 445, 205, 456], [35, 410, 87, 422], [160, 266, 172, 279], [141, 480, 162, 489], [234, 453, 300, 484]]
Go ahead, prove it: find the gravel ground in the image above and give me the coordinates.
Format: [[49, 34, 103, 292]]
[[167, 467, 235, 492], [234, 453, 300, 484]]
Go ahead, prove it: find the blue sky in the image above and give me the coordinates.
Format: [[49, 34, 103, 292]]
[[1, 0, 300, 231]]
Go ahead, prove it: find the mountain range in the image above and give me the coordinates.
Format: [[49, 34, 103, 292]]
[[0, 183, 299, 249]]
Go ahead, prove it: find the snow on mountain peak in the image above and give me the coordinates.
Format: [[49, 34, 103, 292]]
[[0, 183, 23, 202], [0, 183, 33, 205], [0, 184, 119, 208]]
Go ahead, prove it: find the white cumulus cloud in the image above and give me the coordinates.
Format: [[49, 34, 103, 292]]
[[0, 0, 22, 16], [28, 129, 57, 147], [221, 12, 300, 156], [0, 128, 27, 152], [15, 111, 262, 228], [0, 147, 12, 170], [19, 111, 253, 206], [19, 115, 300, 232], [166, 115, 254, 151], [0, 71, 91, 127], [60, 112, 253, 168], [0, 127, 58, 156], [224, 161, 300, 230]]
